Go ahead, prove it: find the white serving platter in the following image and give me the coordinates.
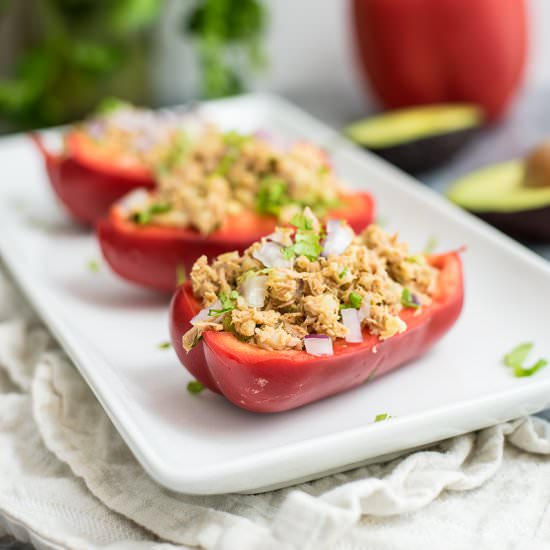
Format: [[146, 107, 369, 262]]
[[1, 94, 550, 495]]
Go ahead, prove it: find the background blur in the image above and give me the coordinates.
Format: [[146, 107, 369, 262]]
[[1, 0, 549, 133]]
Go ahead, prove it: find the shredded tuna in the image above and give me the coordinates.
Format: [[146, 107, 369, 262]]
[[183, 215, 440, 352]]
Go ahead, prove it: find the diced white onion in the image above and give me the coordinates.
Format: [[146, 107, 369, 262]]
[[358, 294, 371, 322], [341, 308, 363, 343], [190, 300, 221, 325], [322, 220, 355, 257], [265, 230, 285, 244], [304, 334, 334, 356], [241, 275, 267, 308], [253, 242, 293, 269], [116, 188, 150, 215]]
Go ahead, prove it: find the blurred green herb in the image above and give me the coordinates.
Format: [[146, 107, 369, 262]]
[[187, 379, 205, 394], [87, 259, 101, 273], [503, 342, 548, 378], [157, 341, 171, 350], [0, 0, 160, 130], [184, 0, 267, 98], [423, 236, 439, 254]]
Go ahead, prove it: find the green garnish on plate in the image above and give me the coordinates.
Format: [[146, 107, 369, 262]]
[[87, 259, 101, 273], [503, 342, 548, 378], [157, 341, 171, 350], [187, 380, 205, 394], [401, 287, 420, 309]]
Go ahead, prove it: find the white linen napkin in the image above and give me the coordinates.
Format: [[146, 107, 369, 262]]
[[1, 263, 550, 550]]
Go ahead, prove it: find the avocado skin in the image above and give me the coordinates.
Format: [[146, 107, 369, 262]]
[[475, 207, 550, 242], [365, 127, 479, 175]]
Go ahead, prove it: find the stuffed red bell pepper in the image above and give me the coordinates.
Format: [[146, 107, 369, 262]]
[[170, 210, 464, 413], [98, 128, 375, 292], [31, 100, 187, 225]]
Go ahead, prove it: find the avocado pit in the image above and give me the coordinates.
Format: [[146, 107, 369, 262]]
[[523, 141, 550, 189]]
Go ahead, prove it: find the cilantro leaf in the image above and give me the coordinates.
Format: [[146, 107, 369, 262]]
[[375, 413, 392, 422], [209, 290, 239, 315], [87, 259, 101, 273], [503, 342, 548, 378], [401, 287, 420, 309], [133, 203, 171, 225], [349, 292, 362, 309], [513, 359, 548, 378], [155, 131, 191, 176], [339, 267, 349, 279], [187, 380, 205, 394], [256, 177, 289, 216], [423, 236, 438, 254], [284, 223, 322, 261], [223, 130, 251, 148], [503, 342, 533, 368], [290, 213, 313, 231]]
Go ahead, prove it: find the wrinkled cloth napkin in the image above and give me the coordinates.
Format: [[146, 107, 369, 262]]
[[2, 264, 550, 550]]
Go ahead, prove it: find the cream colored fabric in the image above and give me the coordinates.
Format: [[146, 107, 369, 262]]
[[2, 263, 550, 550]]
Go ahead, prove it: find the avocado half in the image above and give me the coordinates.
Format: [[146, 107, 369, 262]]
[[447, 161, 550, 241], [346, 104, 484, 174]]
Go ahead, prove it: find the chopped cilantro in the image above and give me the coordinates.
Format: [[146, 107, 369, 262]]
[[504, 342, 533, 368], [95, 96, 131, 115], [374, 216, 388, 228], [189, 333, 203, 350], [292, 230, 322, 259], [423, 236, 438, 254], [223, 131, 251, 148], [401, 287, 420, 309], [514, 359, 548, 378], [339, 267, 349, 279], [317, 165, 330, 178], [340, 292, 363, 311], [405, 255, 425, 264], [283, 215, 322, 261], [281, 246, 296, 260], [374, 413, 392, 422], [290, 213, 314, 231], [213, 149, 239, 176], [210, 290, 239, 315], [155, 131, 191, 176], [176, 264, 187, 286], [133, 203, 171, 225], [157, 341, 171, 350], [349, 292, 362, 309], [212, 132, 250, 177], [256, 177, 289, 216], [87, 259, 101, 273], [187, 380, 205, 394], [503, 342, 548, 378]]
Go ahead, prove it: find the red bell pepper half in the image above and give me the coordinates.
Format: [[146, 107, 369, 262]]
[[31, 131, 155, 225], [97, 191, 375, 292], [169, 252, 464, 413]]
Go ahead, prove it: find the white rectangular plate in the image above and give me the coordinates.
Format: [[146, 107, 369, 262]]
[[1, 94, 550, 495]]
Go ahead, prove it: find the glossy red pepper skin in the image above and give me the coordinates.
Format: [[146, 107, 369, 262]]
[[31, 132, 155, 225], [97, 191, 375, 292], [169, 252, 463, 413]]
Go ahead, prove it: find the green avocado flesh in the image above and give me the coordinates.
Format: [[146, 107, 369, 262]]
[[346, 104, 483, 148], [447, 161, 550, 212]]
